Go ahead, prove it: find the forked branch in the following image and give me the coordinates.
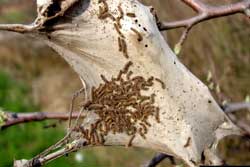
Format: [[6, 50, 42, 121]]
[[160, 0, 250, 30], [159, 0, 250, 54]]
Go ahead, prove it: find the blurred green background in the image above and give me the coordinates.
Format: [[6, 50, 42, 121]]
[[0, 0, 249, 166]]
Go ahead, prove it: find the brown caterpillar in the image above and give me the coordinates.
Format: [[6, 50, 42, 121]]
[[150, 93, 156, 103], [184, 137, 191, 147], [99, 12, 115, 21], [118, 37, 122, 52], [95, 84, 106, 96], [121, 39, 128, 58], [114, 23, 125, 38], [115, 4, 124, 29], [130, 27, 143, 42], [155, 78, 166, 89], [143, 119, 151, 127], [121, 44, 129, 59], [139, 128, 146, 139], [139, 122, 147, 134], [100, 74, 108, 83], [116, 18, 122, 29], [88, 104, 103, 110], [126, 71, 133, 80], [147, 76, 154, 83], [127, 135, 135, 147], [108, 13, 116, 21], [91, 86, 96, 100], [118, 4, 124, 18], [155, 107, 160, 123], [95, 90, 106, 99], [126, 13, 136, 18], [123, 61, 133, 73]]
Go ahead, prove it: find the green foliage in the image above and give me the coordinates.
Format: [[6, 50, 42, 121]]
[[0, 11, 29, 23], [0, 0, 8, 4], [0, 72, 37, 112], [0, 71, 107, 167]]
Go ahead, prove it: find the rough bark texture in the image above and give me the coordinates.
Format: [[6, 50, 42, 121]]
[[0, 0, 242, 166]]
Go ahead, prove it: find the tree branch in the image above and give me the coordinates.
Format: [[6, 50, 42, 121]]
[[222, 102, 250, 136], [160, 0, 250, 31], [223, 102, 250, 113], [0, 24, 38, 33], [0, 111, 82, 130], [160, 0, 250, 54], [181, 0, 206, 13]]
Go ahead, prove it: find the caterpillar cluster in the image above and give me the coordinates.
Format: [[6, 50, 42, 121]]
[[97, 1, 145, 58], [115, 4, 128, 58], [77, 61, 163, 146], [97, 1, 128, 58]]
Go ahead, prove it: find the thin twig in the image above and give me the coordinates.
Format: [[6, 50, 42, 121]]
[[14, 139, 87, 167], [222, 102, 250, 135], [223, 102, 250, 135], [68, 87, 85, 129], [181, 0, 206, 13], [34, 132, 72, 160], [223, 102, 250, 113], [228, 114, 250, 136], [0, 111, 84, 130], [174, 26, 191, 54]]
